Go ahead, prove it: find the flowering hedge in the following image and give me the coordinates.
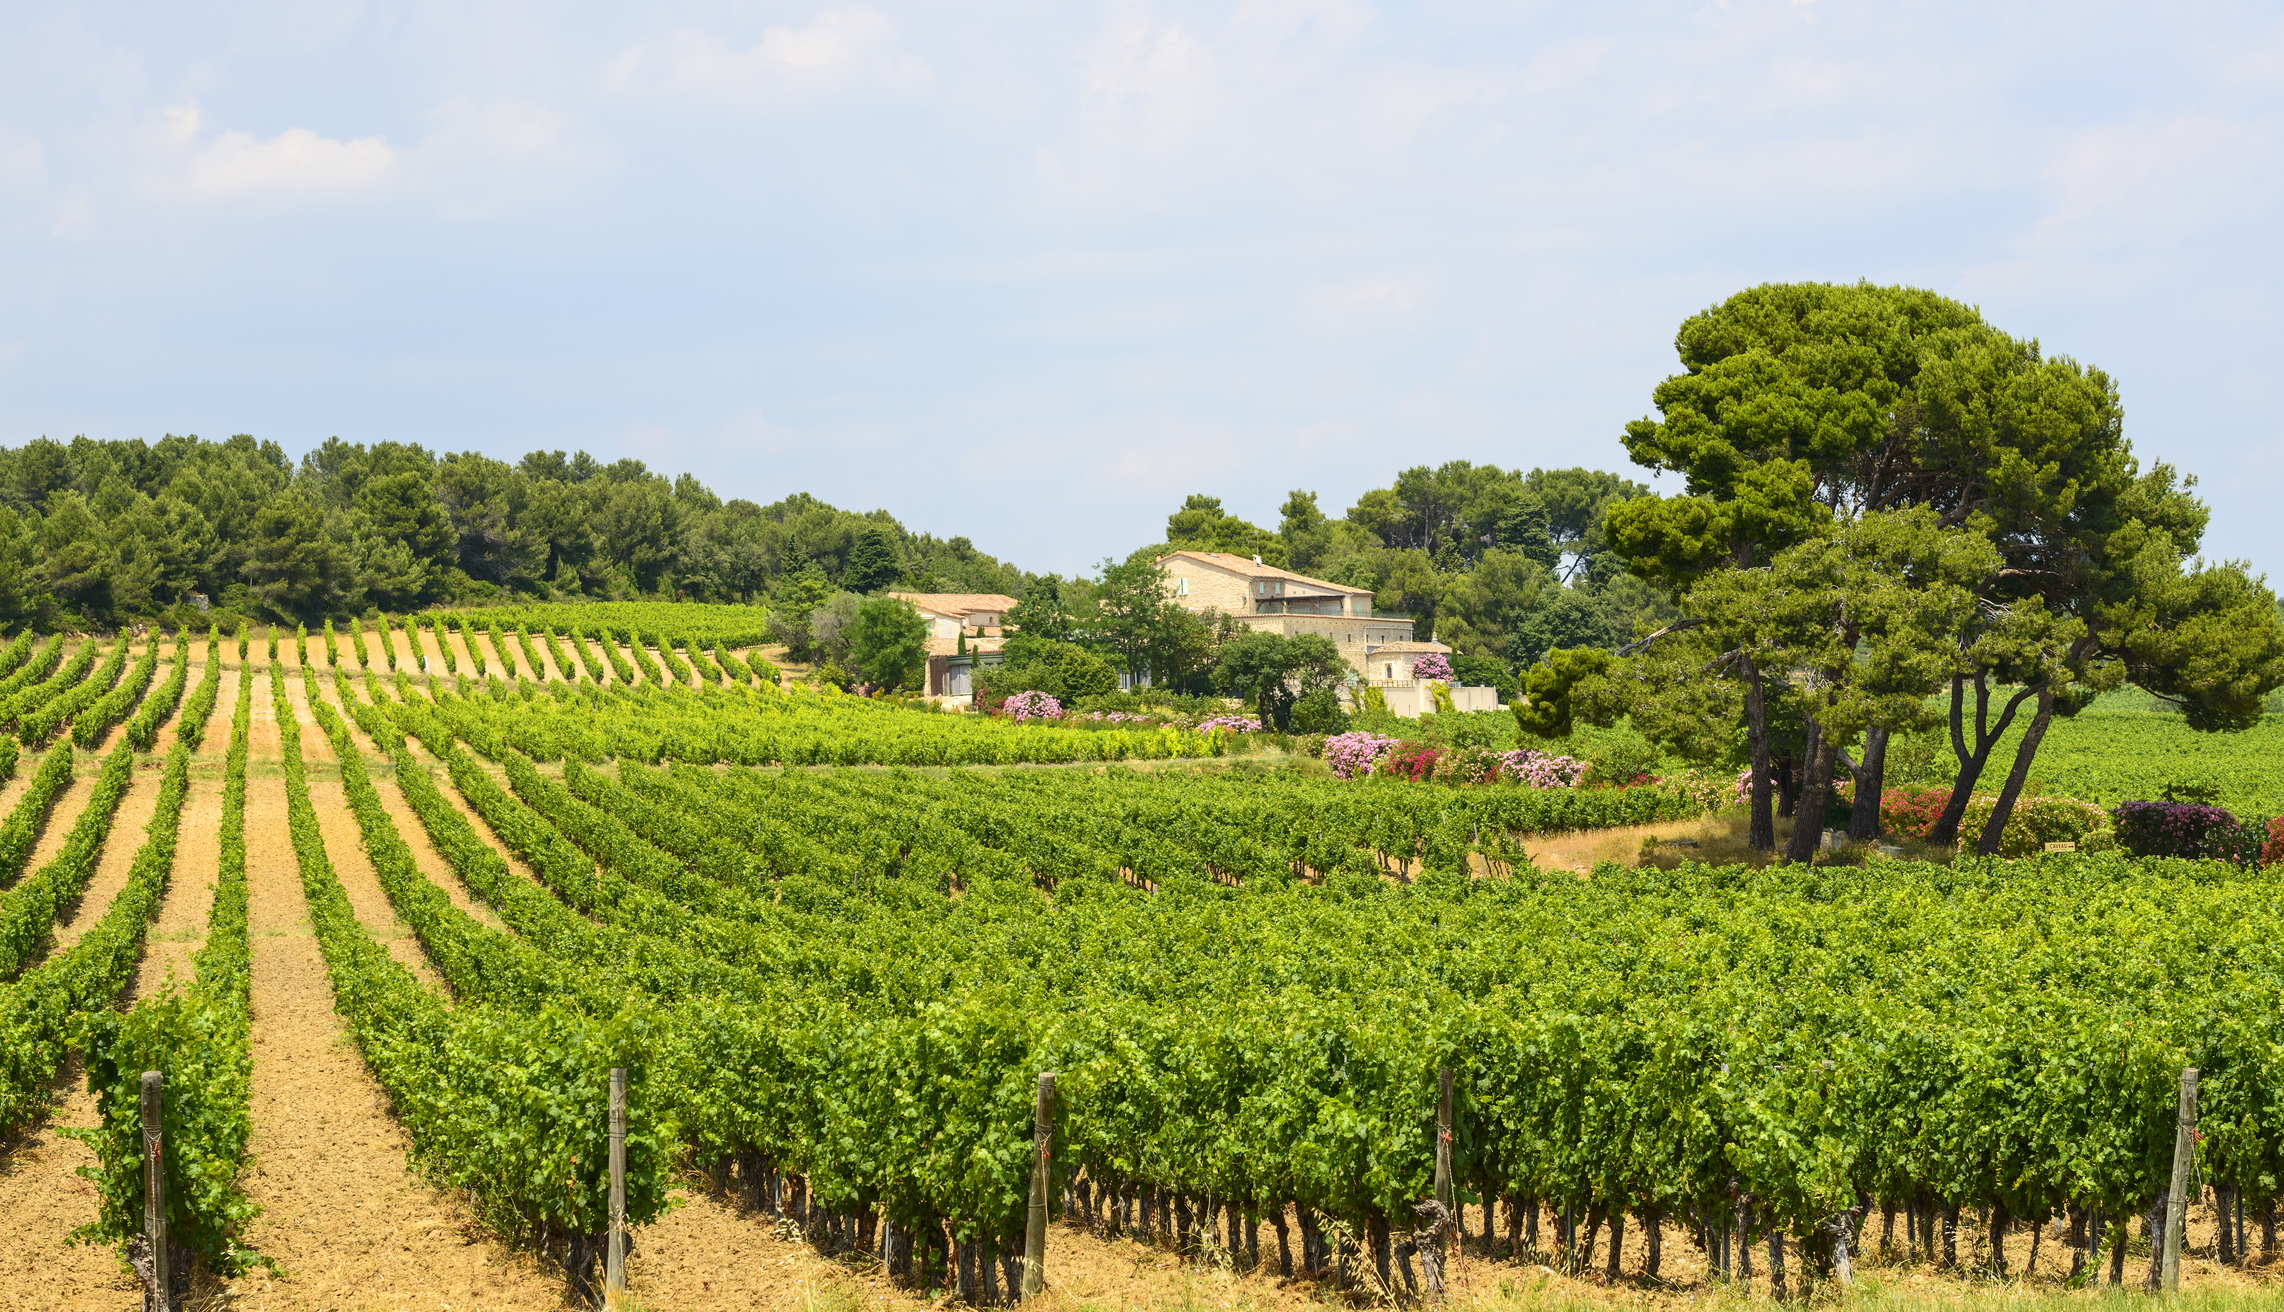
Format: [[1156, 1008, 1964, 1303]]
[[1197, 715, 1261, 734], [1499, 748, 1587, 788], [1410, 652, 1453, 681], [1002, 690, 1062, 723], [1325, 731, 1401, 780]]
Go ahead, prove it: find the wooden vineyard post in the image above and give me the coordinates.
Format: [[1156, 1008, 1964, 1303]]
[[2163, 1067, 2197, 1293], [1023, 1072, 1055, 1299], [142, 1071, 170, 1312], [607, 1067, 628, 1306]]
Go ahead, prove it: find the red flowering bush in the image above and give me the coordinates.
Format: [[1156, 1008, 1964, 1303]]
[[1378, 742, 1442, 782], [2265, 816, 2284, 866]]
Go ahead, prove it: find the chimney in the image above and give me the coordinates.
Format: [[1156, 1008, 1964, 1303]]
[[1253, 554, 1262, 564]]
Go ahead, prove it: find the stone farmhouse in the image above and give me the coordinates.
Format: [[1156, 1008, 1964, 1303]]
[[893, 592, 1017, 699], [1159, 551, 1495, 713], [904, 560, 1494, 713]]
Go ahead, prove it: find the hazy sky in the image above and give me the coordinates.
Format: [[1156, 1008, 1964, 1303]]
[[2, 2, 2279, 579]]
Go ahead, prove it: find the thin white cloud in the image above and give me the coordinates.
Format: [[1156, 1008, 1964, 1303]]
[[603, 9, 932, 107], [142, 99, 596, 212], [169, 106, 398, 199]]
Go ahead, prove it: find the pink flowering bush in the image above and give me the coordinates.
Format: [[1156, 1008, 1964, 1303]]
[[1003, 690, 1062, 723], [1198, 714, 1261, 734], [1325, 731, 1401, 779], [1498, 748, 1587, 789], [1410, 652, 1454, 681]]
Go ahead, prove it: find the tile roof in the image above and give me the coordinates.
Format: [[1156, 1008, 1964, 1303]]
[[890, 592, 1021, 617], [1158, 550, 1374, 595]]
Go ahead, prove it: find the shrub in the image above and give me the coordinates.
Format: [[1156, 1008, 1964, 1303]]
[[980, 638, 1119, 703], [2264, 816, 2284, 866], [1324, 732, 1400, 780], [1960, 794, 2113, 858], [1498, 748, 1587, 789], [2113, 800, 2257, 861], [1410, 652, 1454, 681], [1379, 742, 1441, 782], [1288, 687, 1351, 735], [1003, 690, 1063, 723], [1876, 786, 1955, 838], [1580, 735, 1662, 790]]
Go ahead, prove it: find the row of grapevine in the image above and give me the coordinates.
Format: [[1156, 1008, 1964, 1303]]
[[0, 746, 75, 890], [359, 669, 2284, 1294], [151, 631, 224, 752], [274, 667, 665, 1302], [0, 638, 100, 730], [19, 637, 130, 745], [0, 743, 137, 976], [0, 635, 65, 709], [423, 677, 1224, 767], [80, 661, 262, 1276], [0, 742, 187, 1134], [72, 635, 167, 747]]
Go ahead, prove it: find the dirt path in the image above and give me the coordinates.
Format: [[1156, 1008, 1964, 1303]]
[[0, 1061, 146, 1310], [227, 693, 564, 1311], [40, 755, 166, 960]]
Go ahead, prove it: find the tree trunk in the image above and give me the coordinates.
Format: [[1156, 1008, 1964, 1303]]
[[1846, 725, 1889, 841], [2068, 1206, 2087, 1280], [956, 1235, 977, 1304], [1605, 1209, 1626, 1281], [2143, 1191, 2168, 1294], [1941, 1204, 1957, 1268], [1744, 656, 1776, 851], [1369, 1209, 1393, 1294], [2219, 1186, 2237, 1266], [2111, 1211, 2128, 1286], [1767, 1229, 1785, 1302], [1975, 683, 2057, 857], [1882, 1200, 1897, 1260], [999, 1237, 1022, 1301], [1783, 713, 1837, 863], [1524, 1195, 1539, 1250], [1273, 1207, 1293, 1276], [1644, 1207, 1662, 1278], [1989, 1205, 2008, 1277], [1929, 673, 2039, 846], [1297, 1206, 1322, 1274], [1776, 752, 1798, 819]]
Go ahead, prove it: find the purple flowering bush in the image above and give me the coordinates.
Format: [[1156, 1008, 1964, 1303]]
[[1198, 715, 1261, 734], [2112, 800, 2258, 861], [1325, 731, 1401, 779], [1410, 652, 1454, 681], [1003, 690, 1062, 723], [1499, 748, 1587, 789]]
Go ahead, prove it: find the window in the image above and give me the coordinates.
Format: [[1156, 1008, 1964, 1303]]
[[1175, 577, 1189, 596]]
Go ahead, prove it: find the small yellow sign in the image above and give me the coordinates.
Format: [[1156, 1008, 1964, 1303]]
[[2043, 841, 2078, 853]]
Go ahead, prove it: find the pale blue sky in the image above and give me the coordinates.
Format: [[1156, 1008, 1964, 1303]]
[[3, 2, 2279, 579]]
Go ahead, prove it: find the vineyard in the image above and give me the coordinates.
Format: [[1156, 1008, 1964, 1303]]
[[0, 613, 2278, 1311]]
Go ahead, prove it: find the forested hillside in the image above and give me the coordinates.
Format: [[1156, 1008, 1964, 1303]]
[[0, 435, 1024, 629]]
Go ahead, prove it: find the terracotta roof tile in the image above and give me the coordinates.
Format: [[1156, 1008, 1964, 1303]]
[[1157, 550, 1374, 595]]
